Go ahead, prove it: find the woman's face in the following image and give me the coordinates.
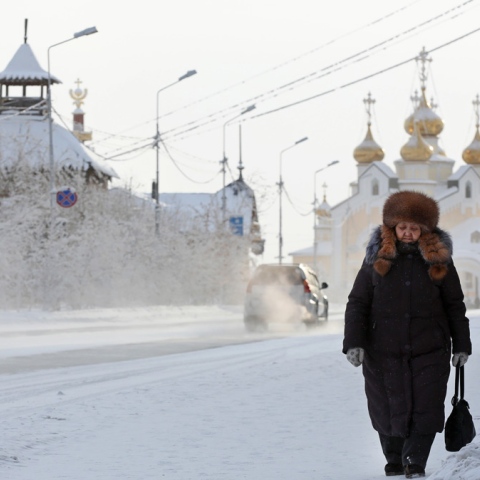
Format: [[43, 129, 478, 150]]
[[395, 221, 421, 243]]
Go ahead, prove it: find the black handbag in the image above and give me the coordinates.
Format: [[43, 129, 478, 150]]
[[444, 365, 476, 452]]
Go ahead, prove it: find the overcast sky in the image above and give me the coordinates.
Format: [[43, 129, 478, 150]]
[[3, 0, 480, 263]]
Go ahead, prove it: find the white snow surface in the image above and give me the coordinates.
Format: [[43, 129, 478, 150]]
[[0, 43, 60, 83], [0, 305, 478, 480], [0, 114, 118, 178]]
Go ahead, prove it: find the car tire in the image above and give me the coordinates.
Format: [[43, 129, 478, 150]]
[[244, 320, 268, 332], [304, 320, 320, 329]]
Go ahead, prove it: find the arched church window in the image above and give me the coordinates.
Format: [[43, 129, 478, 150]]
[[471, 231, 480, 243], [372, 179, 379, 196], [465, 181, 472, 198]]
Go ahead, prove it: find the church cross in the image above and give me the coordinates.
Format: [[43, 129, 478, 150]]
[[473, 94, 480, 128], [363, 92, 375, 125], [415, 47, 431, 90], [410, 90, 420, 108]]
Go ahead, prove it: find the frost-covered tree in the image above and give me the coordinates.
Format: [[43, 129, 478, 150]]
[[0, 173, 251, 309]]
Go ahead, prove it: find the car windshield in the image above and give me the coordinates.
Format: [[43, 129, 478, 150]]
[[252, 267, 304, 286]]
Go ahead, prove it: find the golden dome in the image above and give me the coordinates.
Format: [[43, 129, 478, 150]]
[[400, 121, 433, 162], [315, 195, 331, 218], [462, 127, 480, 164], [404, 88, 444, 137], [462, 95, 480, 164], [353, 124, 385, 164]]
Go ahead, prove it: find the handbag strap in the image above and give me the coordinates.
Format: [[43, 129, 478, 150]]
[[452, 365, 465, 406]]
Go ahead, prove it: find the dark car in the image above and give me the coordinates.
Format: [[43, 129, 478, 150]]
[[243, 263, 328, 331]]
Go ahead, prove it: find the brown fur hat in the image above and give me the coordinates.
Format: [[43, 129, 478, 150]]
[[383, 190, 439, 232]]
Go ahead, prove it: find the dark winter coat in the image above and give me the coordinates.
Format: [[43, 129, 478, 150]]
[[343, 226, 472, 437]]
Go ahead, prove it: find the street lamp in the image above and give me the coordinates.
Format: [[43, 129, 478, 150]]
[[278, 136, 308, 265], [154, 69, 197, 235], [221, 104, 256, 223], [312, 160, 339, 272], [47, 26, 98, 221]]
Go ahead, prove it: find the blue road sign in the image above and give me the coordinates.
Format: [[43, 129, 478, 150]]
[[56, 188, 78, 208], [229, 216, 244, 236]]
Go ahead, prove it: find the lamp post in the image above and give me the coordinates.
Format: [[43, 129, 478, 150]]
[[278, 136, 308, 265], [47, 27, 98, 221], [312, 160, 339, 272], [221, 104, 256, 224], [154, 69, 197, 235]]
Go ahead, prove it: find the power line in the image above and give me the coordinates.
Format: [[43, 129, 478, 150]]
[[160, 0, 477, 142], [160, 139, 220, 185], [75, 0, 435, 150], [48, 1, 478, 168], [152, 0, 428, 124], [248, 23, 480, 121], [283, 185, 313, 217]]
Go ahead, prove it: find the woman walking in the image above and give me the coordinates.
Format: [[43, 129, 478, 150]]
[[343, 190, 471, 478]]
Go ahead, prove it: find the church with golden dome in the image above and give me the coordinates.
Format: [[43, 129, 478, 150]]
[[291, 47, 480, 307]]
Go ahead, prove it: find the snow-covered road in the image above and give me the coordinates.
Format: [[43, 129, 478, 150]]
[[0, 306, 477, 480], [0, 305, 344, 374]]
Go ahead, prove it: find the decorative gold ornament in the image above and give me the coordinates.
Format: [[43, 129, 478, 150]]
[[404, 88, 444, 136], [353, 92, 385, 164], [462, 95, 480, 165], [404, 48, 444, 137], [69, 78, 88, 109], [354, 125, 385, 163], [400, 121, 433, 162]]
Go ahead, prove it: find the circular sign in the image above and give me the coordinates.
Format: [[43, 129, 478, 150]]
[[56, 188, 78, 208]]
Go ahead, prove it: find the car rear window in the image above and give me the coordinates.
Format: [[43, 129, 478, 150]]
[[252, 267, 304, 286]]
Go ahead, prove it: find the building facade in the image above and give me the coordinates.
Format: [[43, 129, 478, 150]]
[[291, 48, 480, 307]]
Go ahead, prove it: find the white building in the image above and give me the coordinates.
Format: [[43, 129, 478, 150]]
[[0, 23, 117, 196], [159, 165, 265, 258], [291, 48, 480, 307]]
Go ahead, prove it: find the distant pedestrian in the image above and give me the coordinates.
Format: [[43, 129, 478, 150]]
[[343, 190, 472, 478]]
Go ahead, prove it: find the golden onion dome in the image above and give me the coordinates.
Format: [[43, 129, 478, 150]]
[[315, 195, 331, 218], [432, 141, 446, 157], [462, 127, 480, 164], [400, 121, 433, 162], [404, 88, 444, 137], [353, 124, 385, 164]]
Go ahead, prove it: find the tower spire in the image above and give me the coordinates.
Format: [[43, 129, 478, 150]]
[[238, 124, 244, 180], [69, 79, 92, 143]]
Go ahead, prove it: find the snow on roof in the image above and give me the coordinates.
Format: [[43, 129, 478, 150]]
[[448, 164, 480, 181], [159, 192, 214, 211], [159, 178, 255, 213], [363, 160, 397, 178], [0, 43, 60, 85], [434, 185, 458, 201], [0, 114, 118, 178], [289, 241, 332, 257], [158, 180, 257, 234]]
